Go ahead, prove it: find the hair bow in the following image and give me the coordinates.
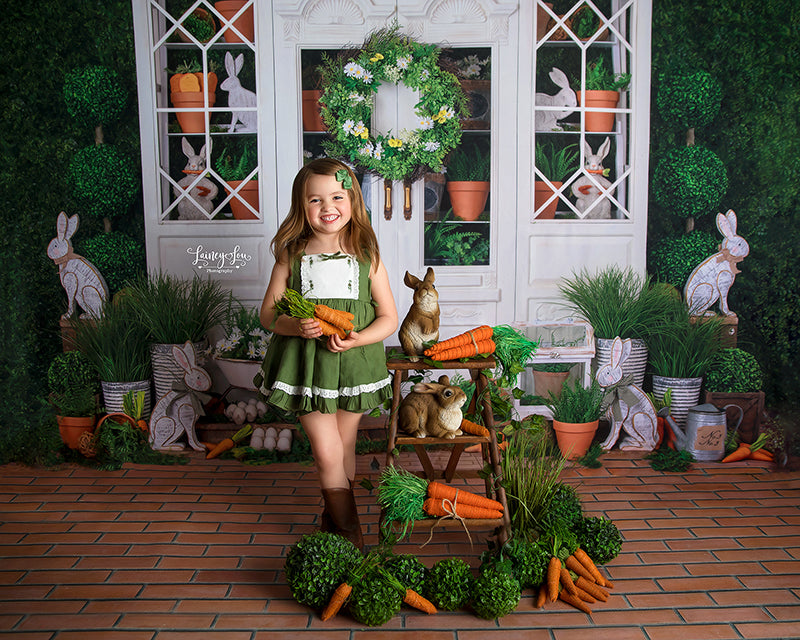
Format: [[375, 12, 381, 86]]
[[335, 169, 353, 190]]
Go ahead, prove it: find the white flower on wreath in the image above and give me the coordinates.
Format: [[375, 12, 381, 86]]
[[343, 119, 356, 134], [361, 69, 374, 84], [418, 116, 434, 130], [424, 140, 441, 152], [396, 56, 411, 70], [348, 91, 365, 104], [384, 66, 402, 83], [344, 62, 363, 78], [420, 68, 430, 81], [373, 141, 384, 160], [353, 121, 369, 138], [358, 141, 374, 157]]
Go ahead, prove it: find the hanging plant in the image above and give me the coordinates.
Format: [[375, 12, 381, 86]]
[[651, 145, 728, 220], [319, 25, 467, 184]]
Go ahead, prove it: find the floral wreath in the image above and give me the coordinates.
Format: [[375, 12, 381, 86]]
[[319, 27, 468, 188]]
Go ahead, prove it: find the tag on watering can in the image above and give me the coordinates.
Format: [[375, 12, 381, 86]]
[[694, 424, 725, 451]]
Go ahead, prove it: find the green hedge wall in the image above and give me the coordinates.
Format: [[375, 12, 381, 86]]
[[649, 0, 800, 403]]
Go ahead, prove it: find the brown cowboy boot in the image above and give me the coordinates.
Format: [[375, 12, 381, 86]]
[[321, 487, 364, 551], [319, 478, 354, 533]]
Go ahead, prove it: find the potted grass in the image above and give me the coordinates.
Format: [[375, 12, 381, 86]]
[[559, 265, 670, 387], [215, 142, 259, 219], [445, 141, 491, 221], [576, 58, 630, 133], [647, 293, 723, 429], [47, 351, 99, 449], [544, 377, 605, 460], [71, 295, 153, 418], [534, 142, 578, 219], [125, 272, 234, 400]]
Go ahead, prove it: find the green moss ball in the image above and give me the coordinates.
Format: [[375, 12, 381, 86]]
[[470, 565, 521, 620], [656, 70, 723, 129], [422, 558, 473, 611], [648, 230, 719, 290], [347, 567, 403, 626], [383, 554, 426, 593], [652, 145, 728, 221], [69, 144, 140, 221], [63, 66, 127, 128], [704, 348, 763, 393], [576, 516, 623, 565], [47, 351, 98, 394]]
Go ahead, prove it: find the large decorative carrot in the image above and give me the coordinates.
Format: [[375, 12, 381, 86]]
[[423, 497, 502, 520], [559, 588, 593, 615], [575, 576, 609, 602], [460, 418, 490, 438], [424, 326, 493, 356], [320, 552, 376, 621], [426, 339, 496, 361], [721, 433, 772, 463], [274, 289, 354, 338], [547, 556, 562, 602], [573, 548, 606, 586], [380, 568, 437, 615], [427, 481, 503, 512]]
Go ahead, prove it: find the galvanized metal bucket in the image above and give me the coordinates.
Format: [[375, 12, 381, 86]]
[[594, 337, 648, 388], [652, 375, 703, 431]]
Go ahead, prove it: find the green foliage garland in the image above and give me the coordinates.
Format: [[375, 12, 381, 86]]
[[648, 230, 718, 290], [652, 145, 728, 221], [68, 144, 140, 221], [320, 26, 467, 182], [78, 231, 146, 295], [704, 347, 763, 393], [656, 70, 722, 130], [63, 65, 127, 128]]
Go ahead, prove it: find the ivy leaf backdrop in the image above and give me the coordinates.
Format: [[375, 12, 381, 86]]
[[1, 1, 799, 453]]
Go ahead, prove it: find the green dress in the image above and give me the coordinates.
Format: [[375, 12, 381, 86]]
[[255, 252, 392, 414]]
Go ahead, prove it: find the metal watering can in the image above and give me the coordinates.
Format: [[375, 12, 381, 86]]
[[659, 403, 743, 462]]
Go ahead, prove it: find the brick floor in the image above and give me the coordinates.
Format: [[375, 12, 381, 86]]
[[1, 449, 799, 639]]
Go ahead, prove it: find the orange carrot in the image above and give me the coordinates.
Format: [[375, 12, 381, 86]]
[[721, 442, 752, 463], [749, 449, 774, 462], [314, 304, 354, 332], [547, 557, 561, 602], [573, 585, 597, 604], [427, 481, 503, 512], [422, 497, 502, 520], [559, 589, 593, 615], [315, 317, 347, 339], [575, 576, 608, 602], [573, 548, 606, 587], [206, 437, 234, 459], [655, 416, 665, 447], [560, 567, 578, 596], [320, 581, 353, 621], [403, 589, 437, 614], [424, 326, 494, 355], [427, 339, 496, 361], [535, 583, 547, 608], [316, 304, 354, 321], [460, 418, 490, 438], [564, 555, 595, 584]]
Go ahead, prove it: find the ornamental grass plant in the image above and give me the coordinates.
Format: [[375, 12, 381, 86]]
[[544, 377, 606, 423], [125, 272, 234, 345]]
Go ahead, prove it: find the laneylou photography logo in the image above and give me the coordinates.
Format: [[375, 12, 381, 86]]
[[187, 244, 253, 274]]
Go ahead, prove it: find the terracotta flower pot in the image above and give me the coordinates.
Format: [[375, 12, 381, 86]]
[[57, 415, 96, 449], [533, 369, 571, 399], [534, 181, 562, 219], [553, 419, 598, 460], [447, 181, 490, 221], [577, 90, 620, 133], [178, 8, 216, 43], [170, 91, 216, 134], [224, 180, 259, 219], [302, 90, 326, 131], [215, 1, 254, 43]]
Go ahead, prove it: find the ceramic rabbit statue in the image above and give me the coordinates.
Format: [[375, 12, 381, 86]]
[[398, 268, 440, 361], [398, 375, 467, 439], [684, 210, 749, 316], [596, 336, 659, 452], [149, 341, 211, 452], [571, 137, 613, 219], [46, 212, 109, 319], [221, 52, 257, 133], [173, 137, 218, 220], [534, 68, 577, 131]]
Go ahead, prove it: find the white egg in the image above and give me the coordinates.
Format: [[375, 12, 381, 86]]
[[265, 427, 278, 439], [263, 436, 277, 451], [250, 435, 264, 450]]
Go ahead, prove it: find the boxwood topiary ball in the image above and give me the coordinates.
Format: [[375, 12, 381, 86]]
[[704, 348, 763, 393], [63, 66, 128, 128], [652, 145, 728, 220], [347, 567, 403, 626], [470, 564, 521, 620], [78, 232, 145, 296], [656, 70, 722, 130], [648, 230, 719, 290], [382, 553, 426, 593], [69, 144, 140, 221], [575, 516, 622, 565], [422, 558, 473, 610]]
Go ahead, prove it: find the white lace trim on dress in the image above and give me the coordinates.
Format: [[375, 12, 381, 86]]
[[272, 375, 391, 399]]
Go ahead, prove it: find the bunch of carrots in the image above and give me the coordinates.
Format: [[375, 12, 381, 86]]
[[274, 288, 354, 339], [536, 547, 613, 616], [423, 480, 504, 520], [423, 325, 496, 361], [721, 432, 774, 463]]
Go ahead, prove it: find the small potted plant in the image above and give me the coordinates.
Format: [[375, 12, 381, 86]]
[[47, 351, 99, 449], [534, 142, 578, 219], [424, 210, 490, 266], [178, 7, 217, 43], [452, 53, 491, 129], [703, 347, 765, 444], [214, 141, 259, 219], [576, 58, 631, 132], [544, 377, 605, 460], [530, 362, 574, 400], [210, 305, 271, 389], [169, 59, 218, 134], [571, 3, 607, 41], [445, 141, 491, 221]]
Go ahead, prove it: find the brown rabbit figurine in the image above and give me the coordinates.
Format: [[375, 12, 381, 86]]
[[398, 375, 467, 439], [398, 267, 439, 361]]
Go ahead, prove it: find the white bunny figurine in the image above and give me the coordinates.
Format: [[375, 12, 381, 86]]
[[173, 137, 218, 220], [571, 137, 614, 219], [535, 68, 577, 131], [46, 211, 109, 319], [221, 52, 257, 133], [149, 341, 211, 452], [684, 210, 749, 316], [596, 337, 658, 452]]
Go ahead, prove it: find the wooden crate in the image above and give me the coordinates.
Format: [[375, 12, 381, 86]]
[[703, 391, 765, 444]]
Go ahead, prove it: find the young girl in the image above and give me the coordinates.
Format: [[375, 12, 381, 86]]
[[256, 158, 397, 550]]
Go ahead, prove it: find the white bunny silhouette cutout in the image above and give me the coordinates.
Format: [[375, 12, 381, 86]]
[[221, 52, 257, 133], [535, 68, 577, 131]]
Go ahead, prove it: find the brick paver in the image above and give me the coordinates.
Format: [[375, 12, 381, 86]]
[[1, 450, 799, 639]]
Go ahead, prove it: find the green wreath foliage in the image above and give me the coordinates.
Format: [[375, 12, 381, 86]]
[[63, 65, 128, 128], [68, 144, 140, 221], [656, 70, 722, 130], [78, 231, 145, 296], [704, 348, 763, 393], [319, 26, 468, 182], [648, 230, 719, 290], [651, 145, 728, 220]]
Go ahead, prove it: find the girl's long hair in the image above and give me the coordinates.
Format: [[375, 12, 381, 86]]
[[271, 158, 380, 267]]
